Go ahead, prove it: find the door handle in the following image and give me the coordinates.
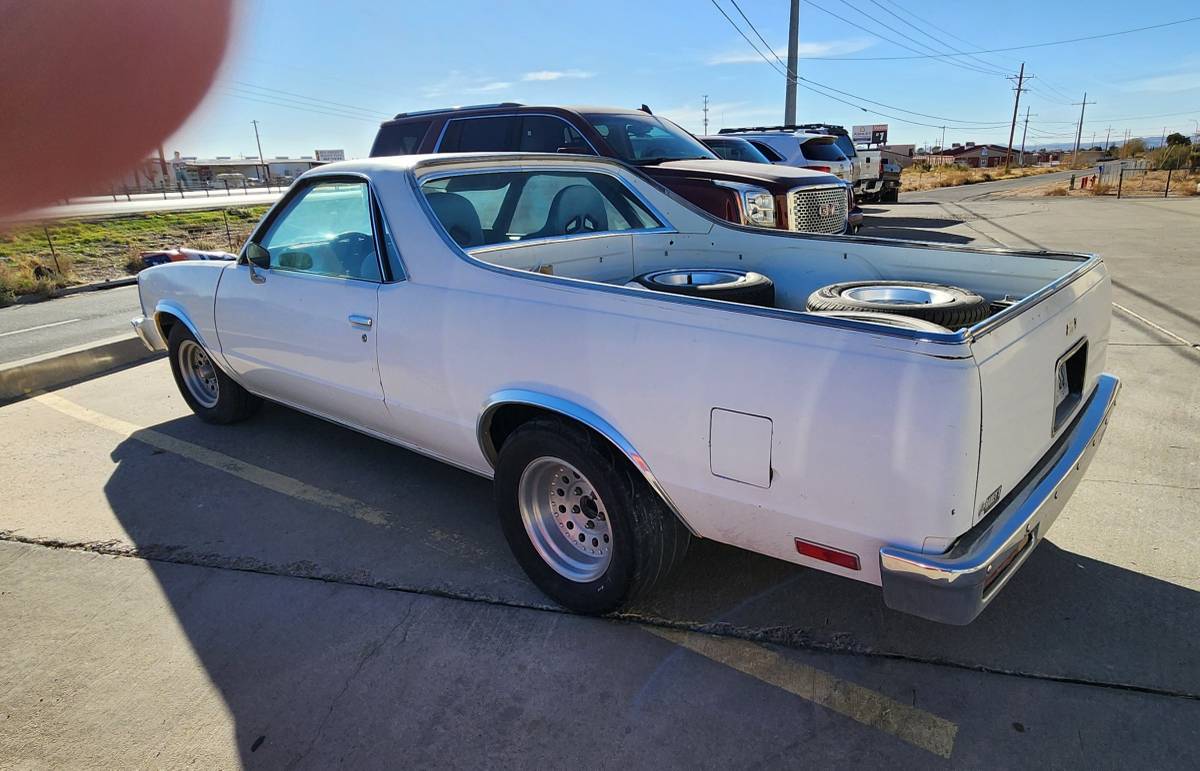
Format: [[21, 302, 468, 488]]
[[348, 314, 374, 329]]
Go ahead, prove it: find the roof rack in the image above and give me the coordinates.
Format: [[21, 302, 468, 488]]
[[391, 103, 524, 120], [719, 123, 849, 136]]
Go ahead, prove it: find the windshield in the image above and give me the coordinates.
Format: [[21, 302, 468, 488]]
[[584, 113, 717, 164], [832, 134, 857, 159], [703, 137, 771, 164]]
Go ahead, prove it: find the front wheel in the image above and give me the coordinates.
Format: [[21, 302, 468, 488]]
[[167, 323, 260, 424], [494, 418, 691, 614]]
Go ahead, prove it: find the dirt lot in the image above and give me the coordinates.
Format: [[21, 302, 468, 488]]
[[900, 163, 1064, 192]]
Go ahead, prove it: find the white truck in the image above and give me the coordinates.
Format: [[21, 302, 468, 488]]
[[131, 152, 1119, 624], [722, 124, 902, 202]]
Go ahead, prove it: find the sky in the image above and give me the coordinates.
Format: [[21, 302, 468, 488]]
[[166, 0, 1200, 159]]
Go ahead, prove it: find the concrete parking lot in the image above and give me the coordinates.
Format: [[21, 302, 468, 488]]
[[1, 182, 1198, 768]]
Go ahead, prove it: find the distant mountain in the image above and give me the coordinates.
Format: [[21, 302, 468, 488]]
[[1024, 136, 1169, 152]]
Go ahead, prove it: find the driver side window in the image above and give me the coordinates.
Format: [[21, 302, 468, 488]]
[[259, 181, 382, 282]]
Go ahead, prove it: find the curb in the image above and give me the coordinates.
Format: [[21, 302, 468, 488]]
[[10, 276, 139, 306], [0, 334, 162, 404]]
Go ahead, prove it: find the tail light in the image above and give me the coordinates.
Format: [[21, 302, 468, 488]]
[[795, 538, 860, 570], [809, 165, 832, 173]]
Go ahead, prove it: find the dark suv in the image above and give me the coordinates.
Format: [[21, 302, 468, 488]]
[[370, 103, 859, 235]]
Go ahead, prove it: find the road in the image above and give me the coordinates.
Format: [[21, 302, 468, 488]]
[[1, 188, 283, 224], [2, 179, 1198, 766], [0, 284, 139, 365]]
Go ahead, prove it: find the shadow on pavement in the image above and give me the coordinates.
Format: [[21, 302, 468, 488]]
[[858, 216, 974, 244], [99, 402, 1199, 764]]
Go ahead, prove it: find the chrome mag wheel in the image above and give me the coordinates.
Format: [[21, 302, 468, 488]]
[[517, 456, 613, 582], [178, 339, 219, 408]]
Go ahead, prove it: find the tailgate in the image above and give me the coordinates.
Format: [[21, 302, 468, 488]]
[[969, 259, 1112, 524]]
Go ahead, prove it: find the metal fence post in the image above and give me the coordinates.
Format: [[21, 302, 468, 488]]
[[224, 181, 230, 196], [222, 209, 233, 249], [43, 226, 62, 274], [1165, 168, 1172, 198], [1117, 168, 1123, 199]]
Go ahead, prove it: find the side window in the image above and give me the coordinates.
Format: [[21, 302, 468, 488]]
[[258, 181, 382, 282], [519, 116, 592, 154], [749, 140, 785, 162], [439, 116, 520, 152], [421, 170, 662, 249], [371, 120, 431, 156]]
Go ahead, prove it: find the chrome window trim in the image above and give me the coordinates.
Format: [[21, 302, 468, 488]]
[[417, 163, 675, 242], [433, 112, 601, 156], [405, 158, 1100, 348]]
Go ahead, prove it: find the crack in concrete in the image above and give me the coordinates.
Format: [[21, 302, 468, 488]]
[[4, 531, 1198, 704]]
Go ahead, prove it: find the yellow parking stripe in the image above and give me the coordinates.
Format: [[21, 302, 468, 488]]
[[33, 392, 391, 527], [646, 626, 958, 759]]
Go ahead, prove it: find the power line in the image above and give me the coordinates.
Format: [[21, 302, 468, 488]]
[[800, 0, 1006, 76], [220, 89, 382, 123], [226, 80, 390, 119], [713, 1, 1009, 127], [793, 15, 1200, 60], [863, 0, 1008, 75]]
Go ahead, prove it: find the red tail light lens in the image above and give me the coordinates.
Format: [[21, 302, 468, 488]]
[[809, 165, 832, 173], [795, 538, 861, 570]]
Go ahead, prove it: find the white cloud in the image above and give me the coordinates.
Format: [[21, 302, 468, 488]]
[[422, 71, 514, 98], [522, 69, 595, 81], [708, 38, 874, 65], [1119, 71, 1200, 93]]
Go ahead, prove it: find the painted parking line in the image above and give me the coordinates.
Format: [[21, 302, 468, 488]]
[[0, 318, 81, 337], [646, 626, 958, 759], [32, 391, 391, 527]]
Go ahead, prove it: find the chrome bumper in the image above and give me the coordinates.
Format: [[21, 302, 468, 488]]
[[130, 316, 166, 352], [879, 373, 1121, 625]]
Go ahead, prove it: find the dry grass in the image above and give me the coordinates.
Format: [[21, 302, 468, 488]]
[[901, 164, 1064, 192], [0, 255, 76, 305], [1043, 185, 1069, 197], [0, 206, 267, 301], [1020, 169, 1198, 198]]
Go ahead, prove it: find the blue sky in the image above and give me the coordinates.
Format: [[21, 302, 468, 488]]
[[168, 0, 1200, 158]]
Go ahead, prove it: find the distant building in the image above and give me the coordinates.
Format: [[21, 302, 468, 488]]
[[879, 144, 916, 169], [184, 157, 328, 186], [939, 143, 1015, 168]]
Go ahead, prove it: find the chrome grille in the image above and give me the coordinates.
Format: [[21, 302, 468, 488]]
[[788, 186, 848, 234]]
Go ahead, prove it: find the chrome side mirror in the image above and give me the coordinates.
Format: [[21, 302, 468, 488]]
[[244, 241, 269, 283]]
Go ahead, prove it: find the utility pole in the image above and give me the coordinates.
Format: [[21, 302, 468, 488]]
[[1104, 126, 1112, 153], [1004, 63, 1028, 171], [783, 0, 799, 125], [702, 95, 709, 135], [1071, 93, 1094, 167], [251, 119, 266, 185], [940, 125, 946, 153], [1019, 106, 1036, 166], [1160, 126, 1167, 148]]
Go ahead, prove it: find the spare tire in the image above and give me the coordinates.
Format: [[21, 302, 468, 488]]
[[629, 269, 775, 307], [810, 310, 949, 333], [806, 280, 989, 328]]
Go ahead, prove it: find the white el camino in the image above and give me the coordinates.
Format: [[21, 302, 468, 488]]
[[132, 152, 1119, 624]]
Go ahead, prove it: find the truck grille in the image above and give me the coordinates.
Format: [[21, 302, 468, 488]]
[[788, 186, 848, 234]]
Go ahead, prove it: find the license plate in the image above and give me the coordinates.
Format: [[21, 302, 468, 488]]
[[1055, 360, 1070, 408]]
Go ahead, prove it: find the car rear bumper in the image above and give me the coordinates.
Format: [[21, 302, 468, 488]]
[[130, 316, 166, 352], [879, 373, 1120, 625]]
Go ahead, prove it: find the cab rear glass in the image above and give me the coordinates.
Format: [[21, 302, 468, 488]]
[[371, 120, 432, 156]]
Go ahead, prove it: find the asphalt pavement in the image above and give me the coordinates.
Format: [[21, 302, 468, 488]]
[[1, 188, 282, 224], [0, 284, 140, 365], [1, 173, 1197, 767]]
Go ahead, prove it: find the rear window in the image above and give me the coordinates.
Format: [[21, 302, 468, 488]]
[[802, 140, 847, 162], [371, 120, 432, 156], [833, 134, 857, 159], [746, 140, 785, 162]]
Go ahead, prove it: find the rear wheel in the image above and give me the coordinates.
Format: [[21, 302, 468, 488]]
[[494, 418, 691, 614], [167, 323, 260, 424]]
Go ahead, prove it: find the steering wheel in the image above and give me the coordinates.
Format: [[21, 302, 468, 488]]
[[331, 231, 375, 275]]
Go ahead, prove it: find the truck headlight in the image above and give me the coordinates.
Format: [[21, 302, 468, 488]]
[[741, 188, 776, 227]]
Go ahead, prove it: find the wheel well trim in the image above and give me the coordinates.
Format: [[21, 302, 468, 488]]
[[153, 301, 207, 348], [478, 389, 697, 535]]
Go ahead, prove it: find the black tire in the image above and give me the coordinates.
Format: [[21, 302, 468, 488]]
[[494, 418, 691, 614], [806, 280, 990, 328], [629, 268, 774, 307], [880, 187, 900, 203], [167, 323, 260, 424]]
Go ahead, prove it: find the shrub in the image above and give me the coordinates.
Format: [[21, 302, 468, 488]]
[[1044, 185, 1069, 197], [0, 255, 75, 304]]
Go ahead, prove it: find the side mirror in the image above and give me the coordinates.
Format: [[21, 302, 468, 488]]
[[245, 241, 270, 268]]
